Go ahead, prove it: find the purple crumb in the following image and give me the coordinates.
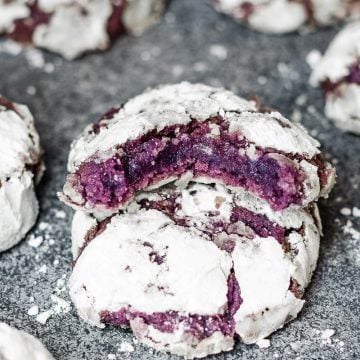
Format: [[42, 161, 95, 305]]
[[74, 117, 305, 211]]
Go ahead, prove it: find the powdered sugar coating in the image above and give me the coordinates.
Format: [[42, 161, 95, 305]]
[[0, 96, 42, 252], [310, 22, 360, 134], [0, 0, 28, 32], [69, 210, 233, 322], [0, 0, 165, 60], [68, 83, 320, 167], [62, 82, 334, 217], [213, 0, 360, 33], [70, 182, 320, 357], [0, 322, 54, 360]]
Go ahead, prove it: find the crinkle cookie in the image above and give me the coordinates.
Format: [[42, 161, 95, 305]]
[[212, 0, 360, 34], [69, 182, 321, 358], [310, 21, 360, 134], [0, 0, 165, 59], [60, 82, 335, 218], [0, 322, 54, 360], [0, 96, 43, 252]]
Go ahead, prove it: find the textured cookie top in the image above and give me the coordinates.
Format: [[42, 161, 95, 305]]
[[0, 322, 54, 360], [69, 82, 321, 169], [213, 0, 360, 33], [0, 96, 41, 180], [310, 21, 360, 85]]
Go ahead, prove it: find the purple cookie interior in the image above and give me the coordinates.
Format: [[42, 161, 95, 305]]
[[71, 116, 308, 212], [100, 273, 242, 340]]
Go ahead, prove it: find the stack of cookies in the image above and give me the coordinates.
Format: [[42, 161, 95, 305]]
[[60, 82, 335, 358]]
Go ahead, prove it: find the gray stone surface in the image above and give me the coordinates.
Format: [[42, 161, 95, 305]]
[[0, 1, 359, 359]]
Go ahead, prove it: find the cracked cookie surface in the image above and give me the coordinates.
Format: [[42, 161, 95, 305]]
[[69, 182, 321, 358]]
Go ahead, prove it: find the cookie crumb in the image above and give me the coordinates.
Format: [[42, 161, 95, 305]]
[[256, 339, 271, 348], [118, 341, 134, 353], [353, 207, 360, 217], [321, 329, 335, 344], [28, 306, 39, 316], [340, 208, 352, 216], [36, 309, 54, 325], [209, 44, 228, 60], [38, 264, 47, 274], [28, 235, 43, 248], [344, 221, 360, 240], [306, 49, 322, 70]]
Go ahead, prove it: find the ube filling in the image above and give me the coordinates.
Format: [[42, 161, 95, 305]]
[[100, 273, 242, 340], [73, 117, 304, 211]]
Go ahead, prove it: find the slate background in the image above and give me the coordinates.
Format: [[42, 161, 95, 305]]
[[0, 1, 359, 359]]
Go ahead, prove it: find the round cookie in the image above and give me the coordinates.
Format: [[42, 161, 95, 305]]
[[0, 322, 54, 360], [60, 82, 335, 218], [0, 0, 165, 59], [212, 0, 360, 34], [0, 96, 43, 252], [310, 21, 360, 134], [70, 182, 321, 358]]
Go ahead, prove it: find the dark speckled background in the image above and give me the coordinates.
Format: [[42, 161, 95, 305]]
[[0, 1, 359, 359]]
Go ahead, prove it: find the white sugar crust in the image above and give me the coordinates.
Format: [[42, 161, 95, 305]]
[[133, 324, 234, 359], [0, 322, 54, 360], [0, 171, 39, 252], [63, 82, 334, 216], [0, 100, 41, 179], [70, 182, 320, 356], [33, 1, 113, 60], [310, 22, 360, 134], [69, 209, 233, 325], [68, 82, 320, 169], [0, 0, 165, 60], [0, 98, 42, 252], [214, 0, 360, 33]]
